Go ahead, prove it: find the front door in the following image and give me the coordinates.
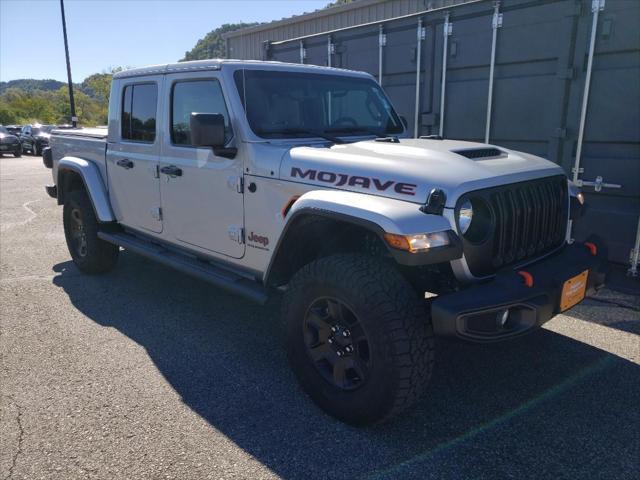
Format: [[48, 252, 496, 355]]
[[160, 73, 244, 259], [107, 79, 163, 233]]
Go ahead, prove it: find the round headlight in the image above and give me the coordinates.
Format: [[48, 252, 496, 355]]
[[458, 199, 473, 235]]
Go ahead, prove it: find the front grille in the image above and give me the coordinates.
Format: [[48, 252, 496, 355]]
[[460, 176, 568, 276], [489, 176, 567, 268]]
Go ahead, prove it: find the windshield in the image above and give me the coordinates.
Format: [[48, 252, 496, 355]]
[[33, 126, 53, 135], [234, 70, 404, 139], [0, 127, 8, 134]]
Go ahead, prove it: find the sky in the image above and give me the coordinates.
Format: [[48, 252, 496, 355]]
[[0, 0, 329, 82]]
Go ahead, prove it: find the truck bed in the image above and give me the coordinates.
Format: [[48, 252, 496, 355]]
[[50, 128, 108, 185], [52, 127, 108, 139]]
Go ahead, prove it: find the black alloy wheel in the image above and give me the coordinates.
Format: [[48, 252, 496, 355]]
[[303, 297, 370, 391], [69, 207, 88, 258]]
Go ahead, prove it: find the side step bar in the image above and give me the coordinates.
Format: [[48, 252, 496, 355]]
[[98, 231, 269, 304]]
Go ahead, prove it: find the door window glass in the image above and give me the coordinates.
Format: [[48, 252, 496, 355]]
[[171, 80, 232, 146], [121, 83, 157, 142]]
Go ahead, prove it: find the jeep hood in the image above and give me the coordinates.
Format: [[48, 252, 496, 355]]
[[279, 138, 565, 207]]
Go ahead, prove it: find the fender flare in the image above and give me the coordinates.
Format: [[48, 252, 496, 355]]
[[264, 190, 461, 284], [57, 157, 115, 222]]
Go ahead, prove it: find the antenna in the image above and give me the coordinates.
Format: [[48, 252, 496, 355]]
[[59, 0, 77, 127]]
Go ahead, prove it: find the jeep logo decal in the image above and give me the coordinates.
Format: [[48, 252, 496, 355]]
[[248, 232, 269, 247], [291, 167, 417, 196]]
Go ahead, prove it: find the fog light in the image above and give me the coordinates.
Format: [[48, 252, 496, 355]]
[[497, 309, 510, 329]]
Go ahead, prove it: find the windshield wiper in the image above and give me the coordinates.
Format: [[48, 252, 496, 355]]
[[325, 127, 393, 139], [257, 128, 345, 144]]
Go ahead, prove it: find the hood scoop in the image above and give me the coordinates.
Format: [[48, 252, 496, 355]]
[[453, 147, 505, 159]]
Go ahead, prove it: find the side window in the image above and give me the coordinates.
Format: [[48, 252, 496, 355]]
[[121, 83, 157, 142], [171, 80, 232, 146]]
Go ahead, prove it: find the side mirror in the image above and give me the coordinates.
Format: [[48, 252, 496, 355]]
[[190, 113, 226, 148]]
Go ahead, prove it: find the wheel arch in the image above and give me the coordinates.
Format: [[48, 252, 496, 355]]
[[264, 190, 461, 287], [57, 157, 115, 223]]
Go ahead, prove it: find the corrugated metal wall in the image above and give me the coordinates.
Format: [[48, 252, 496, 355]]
[[226, 0, 473, 60], [230, 0, 640, 265]]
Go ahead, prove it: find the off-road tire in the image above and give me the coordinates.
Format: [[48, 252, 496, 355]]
[[63, 189, 119, 274], [282, 254, 435, 425], [13, 150, 21, 158]]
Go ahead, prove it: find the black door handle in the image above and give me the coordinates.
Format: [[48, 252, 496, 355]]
[[160, 165, 183, 177], [116, 158, 134, 169]]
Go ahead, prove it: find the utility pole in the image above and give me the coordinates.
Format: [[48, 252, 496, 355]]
[[59, 0, 77, 127]]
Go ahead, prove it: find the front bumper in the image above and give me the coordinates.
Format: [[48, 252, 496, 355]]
[[431, 241, 607, 342], [0, 143, 21, 153]]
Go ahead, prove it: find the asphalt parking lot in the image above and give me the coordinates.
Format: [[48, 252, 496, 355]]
[[1, 154, 639, 480]]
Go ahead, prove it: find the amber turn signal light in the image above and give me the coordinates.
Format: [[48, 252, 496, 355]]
[[584, 242, 597, 256], [517, 270, 534, 288]]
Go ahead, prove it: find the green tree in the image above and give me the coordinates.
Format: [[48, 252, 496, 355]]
[[180, 22, 259, 61], [180, 1, 357, 62]]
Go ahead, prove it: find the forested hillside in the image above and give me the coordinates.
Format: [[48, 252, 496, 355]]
[[181, 23, 259, 61], [0, 79, 66, 95], [0, 71, 116, 126]]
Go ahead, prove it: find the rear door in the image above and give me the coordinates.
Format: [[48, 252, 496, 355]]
[[107, 78, 163, 233], [159, 72, 244, 258]]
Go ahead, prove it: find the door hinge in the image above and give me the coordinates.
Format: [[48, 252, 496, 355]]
[[592, 0, 605, 13], [228, 225, 244, 244], [227, 175, 243, 193], [444, 20, 453, 37], [151, 207, 162, 221], [575, 175, 621, 192], [154, 164, 160, 179], [492, 12, 503, 29]]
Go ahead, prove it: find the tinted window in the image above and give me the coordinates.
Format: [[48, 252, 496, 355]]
[[121, 83, 157, 142], [234, 70, 403, 139], [171, 80, 232, 146], [0, 127, 8, 134]]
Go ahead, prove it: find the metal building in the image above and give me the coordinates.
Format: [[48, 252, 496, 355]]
[[224, 0, 640, 270]]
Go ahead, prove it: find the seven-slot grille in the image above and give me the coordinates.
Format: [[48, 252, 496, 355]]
[[489, 176, 567, 269], [459, 175, 568, 277]]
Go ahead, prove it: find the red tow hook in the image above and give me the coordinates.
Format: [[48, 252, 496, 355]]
[[517, 270, 534, 288], [584, 242, 598, 256]]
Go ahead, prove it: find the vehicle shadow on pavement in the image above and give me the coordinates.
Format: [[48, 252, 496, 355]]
[[52, 253, 640, 480]]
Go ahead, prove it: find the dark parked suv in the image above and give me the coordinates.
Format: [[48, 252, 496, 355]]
[[0, 126, 22, 157], [20, 124, 54, 156]]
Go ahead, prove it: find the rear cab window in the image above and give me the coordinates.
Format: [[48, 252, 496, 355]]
[[121, 83, 158, 142]]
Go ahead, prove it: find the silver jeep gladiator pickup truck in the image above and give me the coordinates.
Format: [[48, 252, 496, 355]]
[[43, 59, 606, 425]]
